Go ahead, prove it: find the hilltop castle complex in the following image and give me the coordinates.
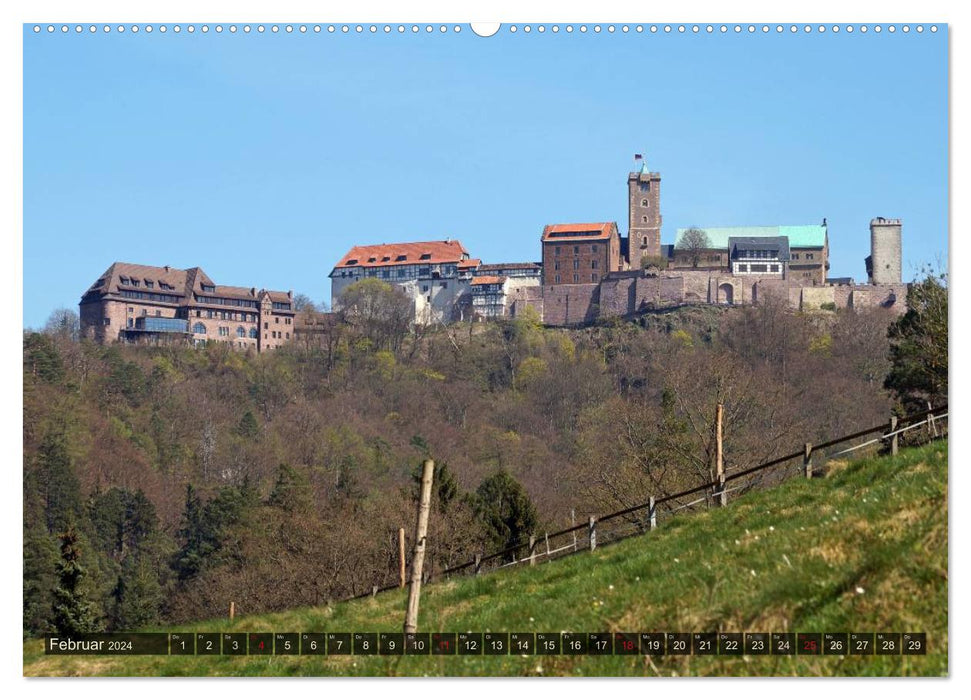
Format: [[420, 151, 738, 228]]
[[80, 158, 909, 349], [327, 158, 908, 327]]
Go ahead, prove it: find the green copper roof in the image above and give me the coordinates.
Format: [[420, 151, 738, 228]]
[[674, 224, 827, 250], [639, 161, 651, 175]]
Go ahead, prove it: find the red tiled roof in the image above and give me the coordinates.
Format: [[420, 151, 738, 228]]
[[471, 275, 506, 285], [333, 240, 470, 269], [458, 258, 481, 269], [541, 222, 616, 242]]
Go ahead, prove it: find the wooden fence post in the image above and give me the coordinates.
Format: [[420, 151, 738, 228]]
[[588, 516, 597, 551], [474, 554, 482, 576], [398, 527, 406, 588], [545, 532, 550, 558], [571, 509, 578, 551], [803, 442, 813, 479], [715, 403, 727, 506], [927, 402, 938, 438], [649, 496, 656, 530], [404, 459, 435, 634], [229, 601, 235, 621], [372, 585, 378, 597], [890, 416, 899, 455], [529, 534, 536, 566]]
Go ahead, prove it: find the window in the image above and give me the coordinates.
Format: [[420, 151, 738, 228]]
[[592, 260, 599, 269], [275, 317, 280, 324], [641, 199, 648, 206], [127, 319, 133, 328], [769, 264, 780, 272], [573, 246, 580, 254], [555, 247, 560, 256], [643, 236, 648, 246], [592, 273, 598, 282], [592, 245, 598, 253], [155, 310, 161, 316], [573, 260, 580, 270], [192, 322, 206, 334], [573, 273, 579, 283], [554, 274, 561, 284], [249, 328, 258, 339], [237, 326, 246, 338], [286, 318, 291, 325], [218, 327, 229, 337], [554, 261, 560, 270], [440, 281, 447, 288], [128, 307, 134, 313], [264, 322, 269, 329], [792, 253, 800, 260], [807, 253, 815, 260], [642, 216, 648, 223], [285, 332, 290, 340], [145, 281, 154, 289], [422, 285, 429, 292], [201, 284, 215, 293], [131, 279, 140, 287]]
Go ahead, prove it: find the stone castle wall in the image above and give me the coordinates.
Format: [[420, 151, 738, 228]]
[[539, 271, 908, 326]]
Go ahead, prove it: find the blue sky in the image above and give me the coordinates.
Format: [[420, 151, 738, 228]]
[[23, 24, 947, 327]]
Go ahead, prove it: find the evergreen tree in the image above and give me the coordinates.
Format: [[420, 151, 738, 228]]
[[235, 410, 260, 439], [267, 463, 311, 512], [50, 529, 101, 635], [38, 426, 82, 534], [885, 269, 948, 413], [473, 470, 539, 561], [23, 332, 64, 384], [111, 554, 163, 631]]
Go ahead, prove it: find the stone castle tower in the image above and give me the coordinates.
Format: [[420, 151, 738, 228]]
[[627, 158, 662, 266], [867, 217, 902, 284]]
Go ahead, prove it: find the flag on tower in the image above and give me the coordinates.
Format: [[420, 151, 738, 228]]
[[634, 153, 643, 160]]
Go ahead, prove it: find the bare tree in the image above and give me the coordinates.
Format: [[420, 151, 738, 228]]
[[44, 308, 80, 342], [679, 227, 711, 268]]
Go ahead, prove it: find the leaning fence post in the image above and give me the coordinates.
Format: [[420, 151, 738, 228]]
[[649, 496, 657, 530], [404, 458, 435, 634], [804, 442, 813, 479], [474, 554, 482, 576], [927, 402, 938, 438], [715, 403, 727, 506], [529, 534, 537, 566], [372, 585, 378, 597], [890, 416, 899, 455], [588, 516, 597, 551]]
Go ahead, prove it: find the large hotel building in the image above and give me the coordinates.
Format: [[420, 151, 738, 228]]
[[79, 262, 295, 352]]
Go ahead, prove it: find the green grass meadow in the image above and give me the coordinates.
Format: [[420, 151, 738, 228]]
[[24, 441, 948, 677]]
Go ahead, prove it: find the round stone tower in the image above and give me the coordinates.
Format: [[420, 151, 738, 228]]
[[868, 217, 902, 285]]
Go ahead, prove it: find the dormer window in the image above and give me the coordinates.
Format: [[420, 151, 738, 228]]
[[368, 257, 377, 263], [202, 284, 215, 293], [396, 255, 407, 262], [346, 259, 358, 265], [419, 253, 432, 260]]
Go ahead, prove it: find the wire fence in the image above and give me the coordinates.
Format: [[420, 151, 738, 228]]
[[348, 404, 947, 601]]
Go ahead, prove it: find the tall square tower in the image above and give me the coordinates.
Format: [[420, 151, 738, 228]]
[[628, 160, 662, 265]]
